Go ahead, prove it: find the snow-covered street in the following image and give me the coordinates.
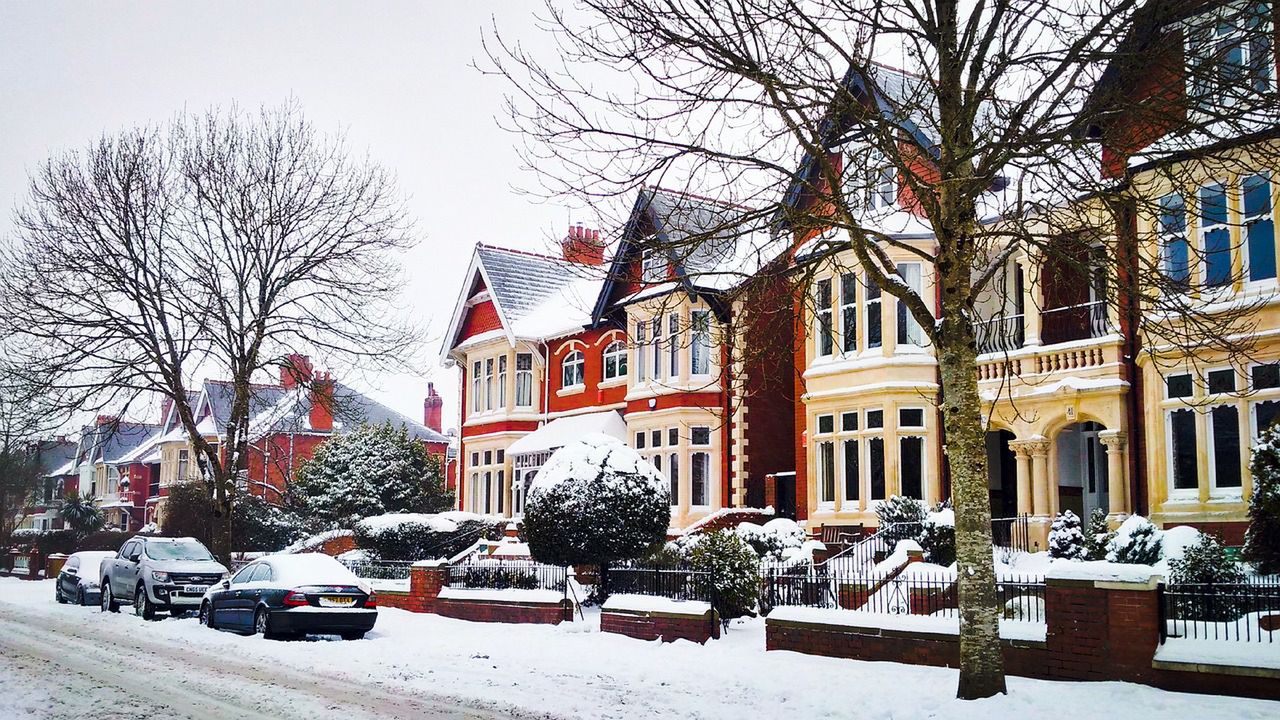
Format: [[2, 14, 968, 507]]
[[1, 578, 1277, 719]]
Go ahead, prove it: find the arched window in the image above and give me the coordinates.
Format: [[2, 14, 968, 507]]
[[561, 350, 585, 388], [603, 340, 628, 380]]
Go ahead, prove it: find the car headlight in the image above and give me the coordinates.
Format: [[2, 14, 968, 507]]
[[151, 571, 170, 582]]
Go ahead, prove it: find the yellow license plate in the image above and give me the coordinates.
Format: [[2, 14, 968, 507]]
[[320, 596, 355, 607]]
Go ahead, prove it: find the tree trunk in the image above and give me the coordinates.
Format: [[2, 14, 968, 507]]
[[938, 296, 1007, 699]]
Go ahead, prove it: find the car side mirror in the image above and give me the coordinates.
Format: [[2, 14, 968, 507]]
[[221, 580, 230, 590], [64, 567, 77, 576]]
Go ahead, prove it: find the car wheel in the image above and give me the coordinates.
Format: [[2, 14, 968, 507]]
[[77, 588, 86, 606], [101, 584, 119, 613], [55, 583, 65, 604], [135, 584, 156, 621], [340, 631, 366, 641], [254, 608, 275, 639], [199, 602, 216, 629]]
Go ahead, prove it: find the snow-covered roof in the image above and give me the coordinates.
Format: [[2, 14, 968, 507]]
[[511, 275, 603, 340], [507, 410, 628, 456], [44, 458, 76, 478], [244, 382, 448, 444], [114, 431, 164, 465]]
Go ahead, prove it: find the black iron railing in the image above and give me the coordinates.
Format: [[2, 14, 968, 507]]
[[341, 559, 415, 580], [975, 314, 1025, 355], [609, 565, 715, 605], [448, 560, 567, 593], [761, 566, 1046, 622], [1160, 580, 1280, 643], [1041, 300, 1108, 344]]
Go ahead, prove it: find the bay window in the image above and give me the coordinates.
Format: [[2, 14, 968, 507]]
[[815, 278, 833, 357], [1199, 182, 1232, 287], [471, 361, 482, 413], [484, 358, 494, 410], [1160, 193, 1190, 290], [865, 275, 882, 349], [896, 263, 926, 347], [669, 453, 679, 506], [636, 321, 648, 381], [515, 353, 534, 407], [691, 425, 711, 507], [840, 274, 857, 353], [1244, 173, 1275, 282], [668, 314, 680, 377], [691, 310, 711, 375]]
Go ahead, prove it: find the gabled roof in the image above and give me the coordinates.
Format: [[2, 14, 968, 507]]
[[197, 380, 288, 430], [592, 187, 773, 322], [78, 421, 160, 466], [440, 244, 602, 359]]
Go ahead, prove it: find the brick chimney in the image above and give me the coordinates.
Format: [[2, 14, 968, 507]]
[[423, 382, 443, 433], [281, 354, 313, 389], [561, 224, 606, 265], [309, 371, 334, 432], [95, 415, 118, 426]]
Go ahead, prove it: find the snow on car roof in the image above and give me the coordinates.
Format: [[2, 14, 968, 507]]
[[262, 553, 362, 587]]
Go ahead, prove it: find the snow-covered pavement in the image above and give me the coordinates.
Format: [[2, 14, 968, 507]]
[[2, 577, 1277, 719]]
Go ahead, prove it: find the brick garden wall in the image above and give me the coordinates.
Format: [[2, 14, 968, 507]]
[[765, 576, 1280, 702], [436, 597, 571, 625], [601, 607, 720, 644]]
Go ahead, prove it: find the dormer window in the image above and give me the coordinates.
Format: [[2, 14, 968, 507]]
[[642, 247, 667, 283], [1185, 1, 1274, 116]]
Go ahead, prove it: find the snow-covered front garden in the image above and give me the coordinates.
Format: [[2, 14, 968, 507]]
[[2, 576, 1277, 719]]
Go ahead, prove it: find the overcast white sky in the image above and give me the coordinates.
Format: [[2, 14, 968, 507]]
[[0, 1, 578, 433]]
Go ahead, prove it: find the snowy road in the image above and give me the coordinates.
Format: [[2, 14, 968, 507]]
[[2, 577, 1279, 719], [0, 586, 543, 720]]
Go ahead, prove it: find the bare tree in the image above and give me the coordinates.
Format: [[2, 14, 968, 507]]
[[486, 0, 1279, 698], [0, 104, 418, 562]]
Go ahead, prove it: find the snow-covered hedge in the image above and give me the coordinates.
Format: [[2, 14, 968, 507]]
[[1107, 515, 1163, 565], [353, 511, 505, 561]]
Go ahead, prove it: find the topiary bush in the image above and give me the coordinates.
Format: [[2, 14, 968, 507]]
[[1169, 534, 1249, 621], [688, 529, 760, 620], [1245, 420, 1280, 575], [1083, 508, 1113, 561], [1107, 515, 1163, 565], [522, 434, 670, 594], [1048, 510, 1086, 561]]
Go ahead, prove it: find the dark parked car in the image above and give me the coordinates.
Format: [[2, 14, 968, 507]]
[[55, 551, 117, 606], [199, 553, 377, 640]]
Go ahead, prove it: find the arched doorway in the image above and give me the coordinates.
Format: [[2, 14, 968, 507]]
[[1055, 422, 1108, 520], [985, 430, 1017, 518]]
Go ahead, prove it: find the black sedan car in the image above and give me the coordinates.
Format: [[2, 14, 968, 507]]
[[199, 553, 377, 640], [55, 551, 118, 606]]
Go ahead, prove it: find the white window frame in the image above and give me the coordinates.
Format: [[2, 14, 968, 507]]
[[652, 317, 664, 380], [814, 413, 836, 509], [484, 358, 495, 411], [691, 310, 712, 376], [865, 274, 882, 350], [668, 313, 680, 378], [603, 340, 627, 381], [1197, 180, 1233, 290], [814, 277, 833, 358], [642, 247, 667, 283], [839, 273, 857, 354], [471, 360, 482, 413], [635, 321, 648, 382], [690, 425, 712, 509], [895, 262, 927, 349], [497, 355, 508, 409], [561, 350, 585, 388], [1242, 172, 1276, 284], [1184, 1, 1276, 118], [515, 352, 534, 408], [865, 148, 897, 211]]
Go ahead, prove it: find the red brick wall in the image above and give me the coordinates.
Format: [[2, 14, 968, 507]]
[[458, 299, 503, 341], [1179, 522, 1248, 546], [765, 578, 1280, 702], [547, 328, 629, 414], [601, 607, 719, 643], [376, 565, 447, 613], [436, 597, 570, 625], [738, 266, 798, 508]]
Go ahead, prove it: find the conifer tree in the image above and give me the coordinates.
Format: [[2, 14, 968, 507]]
[[1048, 511, 1085, 561], [1244, 422, 1280, 575]]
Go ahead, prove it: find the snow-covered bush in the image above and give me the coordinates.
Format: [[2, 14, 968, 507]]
[[354, 512, 504, 561], [1245, 420, 1280, 574], [522, 434, 670, 580], [1106, 515, 1163, 565], [689, 529, 760, 620], [919, 508, 955, 566], [733, 518, 807, 562], [1169, 534, 1246, 585], [293, 421, 453, 530], [875, 495, 928, 542], [1048, 510, 1085, 561], [457, 562, 541, 590], [1002, 594, 1045, 622], [1083, 508, 1113, 561]]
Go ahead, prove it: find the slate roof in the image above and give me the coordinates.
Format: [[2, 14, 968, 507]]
[[476, 246, 582, 326], [77, 421, 161, 466], [247, 382, 449, 445], [35, 440, 77, 477], [199, 380, 288, 430]]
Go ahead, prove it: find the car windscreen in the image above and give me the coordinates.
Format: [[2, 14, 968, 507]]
[[144, 542, 215, 562]]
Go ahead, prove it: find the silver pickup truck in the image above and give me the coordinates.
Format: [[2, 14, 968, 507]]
[[100, 536, 230, 620]]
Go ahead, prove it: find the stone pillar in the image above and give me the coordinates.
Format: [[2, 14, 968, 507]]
[[1099, 430, 1129, 520], [1026, 437, 1051, 516], [1008, 441, 1034, 515]]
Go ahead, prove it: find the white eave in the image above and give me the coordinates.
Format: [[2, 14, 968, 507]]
[[438, 248, 517, 365]]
